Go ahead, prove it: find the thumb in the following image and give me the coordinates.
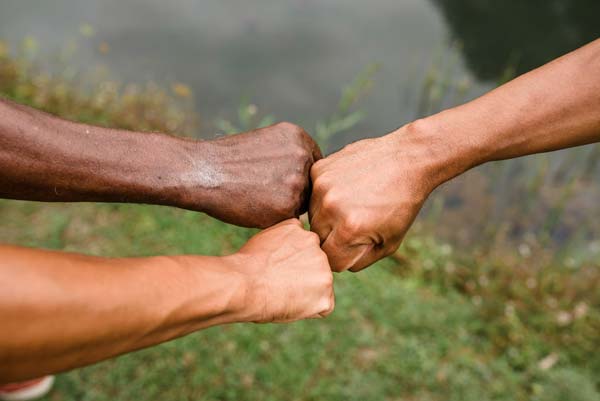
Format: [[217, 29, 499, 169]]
[[347, 245, 393, 272], [321, 228, 374, 272]]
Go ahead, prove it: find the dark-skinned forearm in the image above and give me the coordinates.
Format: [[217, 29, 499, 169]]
[[0, 98, 321, 228], [0, 97, 206, 208]]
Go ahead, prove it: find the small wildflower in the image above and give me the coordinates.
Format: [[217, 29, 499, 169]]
[[518, 243, 531, 257], [241, 373, 254, 388], [556, 310, 572, 326], [538, 353, 558, 370], [440, 243, 452, 255], [171, 83, 192, 98], [573, 302, 588, 319]]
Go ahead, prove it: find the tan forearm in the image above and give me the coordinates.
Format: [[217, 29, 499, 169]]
[[0, 245, 246, 382], [403, 38, 600, 185], [308, 38, 600, 273]]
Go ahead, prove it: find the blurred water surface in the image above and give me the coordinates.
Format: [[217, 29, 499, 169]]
[[0, 0, 599, 252]]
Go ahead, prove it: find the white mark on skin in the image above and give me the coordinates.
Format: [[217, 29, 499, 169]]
[[180, 158, 225, 189]]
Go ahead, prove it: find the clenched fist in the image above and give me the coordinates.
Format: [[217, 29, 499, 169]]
[[182, 122, 322, 228], [309, 122, 443, 272], [230, 219, 334, 322], [0, 100, 321, 229]]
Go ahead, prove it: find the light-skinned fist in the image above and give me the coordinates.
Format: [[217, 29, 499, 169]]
[[309, 122, 444, 272], [230, 218, 335, 322]]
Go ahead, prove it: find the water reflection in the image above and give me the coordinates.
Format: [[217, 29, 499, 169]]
[[432, 0, 600, 80]]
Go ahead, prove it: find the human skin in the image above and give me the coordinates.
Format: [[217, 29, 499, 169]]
[[0, 219, 334, 383], [0, 99, 322, 228], [310, 38, 600, 272]]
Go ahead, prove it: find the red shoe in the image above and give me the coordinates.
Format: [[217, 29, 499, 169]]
[[0, 376, 54, 401]]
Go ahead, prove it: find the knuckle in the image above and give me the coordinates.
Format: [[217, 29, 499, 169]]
[[285, 172, 306, 191], [293, 145, 311, 160], [274, 121, 298, 130], [340, 213, 363, 237], [323, 272, 334, 287], [276, 121, 305, 137], [306, 231, 321, 246], [311, 177, 326, 195], [322, 299, 335, 316], [310, 159, 325, 178], [320, 191, 339, 211], [312, 158, 325, 170]]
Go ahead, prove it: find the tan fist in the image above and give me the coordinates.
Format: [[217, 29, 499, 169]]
[[309, 125, 438, 272], [233, 219, 334, 323]]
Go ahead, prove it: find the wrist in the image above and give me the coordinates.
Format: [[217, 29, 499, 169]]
[[219, 253, 264, 323], [156, 255, 250, 331], [142, 135, 215, 212], [388, 110, 487, 189]]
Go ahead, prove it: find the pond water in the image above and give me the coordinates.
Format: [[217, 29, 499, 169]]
[[1, 0, 599, 252], [2, 0, 596, 144]]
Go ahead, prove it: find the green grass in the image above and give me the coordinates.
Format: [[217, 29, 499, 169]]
[[1, 39, 599, 400], [2, 201, 598, 401]]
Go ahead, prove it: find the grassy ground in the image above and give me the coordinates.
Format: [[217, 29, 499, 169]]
[[2, 201, 598, 401], [1, 41, 599, 400]]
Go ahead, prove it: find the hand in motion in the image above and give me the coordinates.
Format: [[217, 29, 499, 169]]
[[309, 128, 435, 272], [232, 218, 335, 322], [192, 123, 323, 228]]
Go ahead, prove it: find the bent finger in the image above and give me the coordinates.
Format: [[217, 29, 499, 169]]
[[321, 229, 373, 272], [348, 242, 400, 272]]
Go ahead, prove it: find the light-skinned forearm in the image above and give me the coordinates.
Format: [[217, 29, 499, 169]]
[[0, 219, 335, 382], [0, 245, 245, 382], [401, 38, 600, 186], [309, 39, 600, 272]]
